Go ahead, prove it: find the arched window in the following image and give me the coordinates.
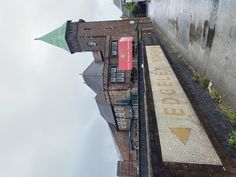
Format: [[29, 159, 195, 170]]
[[87, 41, 96, 47]]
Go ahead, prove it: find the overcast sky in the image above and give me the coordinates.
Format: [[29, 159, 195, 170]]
[[0, 0, 122, 177]]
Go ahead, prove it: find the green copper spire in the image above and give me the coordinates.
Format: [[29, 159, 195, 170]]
[[36, 22, 70, 52]]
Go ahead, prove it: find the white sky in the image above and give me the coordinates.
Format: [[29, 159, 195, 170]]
[[0, 0, 122, 177]]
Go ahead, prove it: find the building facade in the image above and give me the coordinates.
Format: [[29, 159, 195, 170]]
[[37, 18, 152, 177]]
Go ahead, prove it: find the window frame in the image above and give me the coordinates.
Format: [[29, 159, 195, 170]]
[[111, 41, 118, 57]]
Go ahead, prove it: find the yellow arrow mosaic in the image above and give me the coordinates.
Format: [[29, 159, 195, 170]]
[[170, 128, 191, 145]]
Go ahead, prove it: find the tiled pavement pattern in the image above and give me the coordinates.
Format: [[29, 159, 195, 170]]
[[141, 28, 236, 177], [146, 45, 222, 165], [153, 24, 236, 167]]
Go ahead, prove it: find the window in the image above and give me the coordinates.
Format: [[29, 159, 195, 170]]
[[115, 112, 125, 117], [111, 41, 118, 56], [109, 66, 125, 83], [135, 131, 139, 138], [117, 118, 126, 122], [111, 73, 116, 78], [112, 41, 118, 47], [84, 27, 91, 30], [114, 107, 124, 112], [87, 41, 96, 47], [112, 50, 118, 56], [118, 121, 127, 125], [130, 21, 135, 24], [116, 72, 125, 77], [110, 67, 117, 73], [105, 27, 113, 30], [116, 77, 125, 83], [110, 77, 116, 83], [134, 141, 139, 149], [119, 125, 127, 130], [116, 69, 124, 73]]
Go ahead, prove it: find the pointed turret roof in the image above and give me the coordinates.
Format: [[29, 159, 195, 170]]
[[35, 22, 70, 52], [95, 90, 116, 127], [82, 61, 104, 93]]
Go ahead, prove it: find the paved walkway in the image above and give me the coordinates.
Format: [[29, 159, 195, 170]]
[[146, 45, 222, 165]]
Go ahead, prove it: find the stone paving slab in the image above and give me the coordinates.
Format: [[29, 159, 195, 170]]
[[146, 45, 222, 165]]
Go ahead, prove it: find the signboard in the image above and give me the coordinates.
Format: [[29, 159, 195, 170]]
[[118, 37, 133, 70]]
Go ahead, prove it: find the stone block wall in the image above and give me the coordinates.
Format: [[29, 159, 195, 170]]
[[149, 0, 236, 111]]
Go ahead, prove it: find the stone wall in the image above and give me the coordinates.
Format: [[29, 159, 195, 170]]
[[148, 0, 236, 111]]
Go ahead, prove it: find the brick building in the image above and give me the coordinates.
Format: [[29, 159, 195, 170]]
[[37, 18, 152, 177]]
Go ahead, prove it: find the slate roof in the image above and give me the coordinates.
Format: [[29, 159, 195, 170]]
[[82, 61, 104, 93], [92, 51, 103, 63], [95, 91, 116, 127], [108, 123, 130, 160]]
